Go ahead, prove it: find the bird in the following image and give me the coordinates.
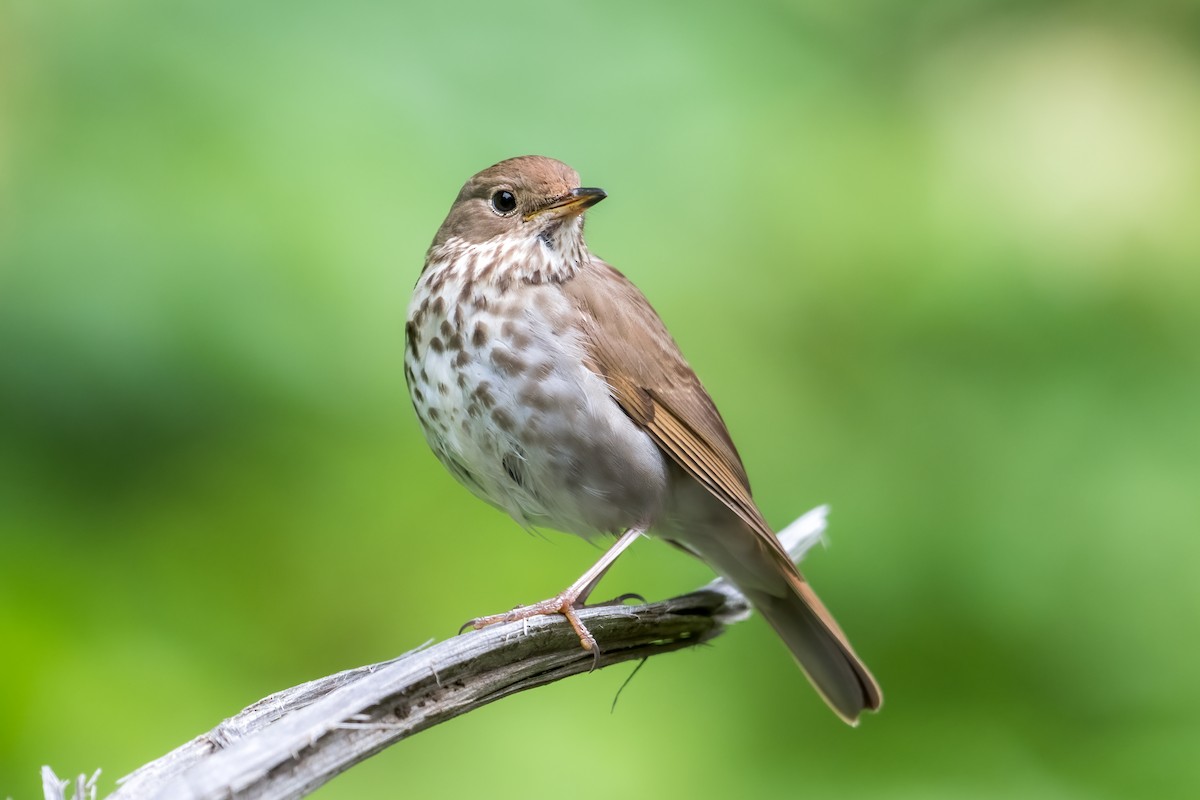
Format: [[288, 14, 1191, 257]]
[[404, 155, 881, 724]]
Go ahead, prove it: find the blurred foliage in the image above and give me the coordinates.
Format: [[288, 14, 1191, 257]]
[[2, 1, 1199, 798]]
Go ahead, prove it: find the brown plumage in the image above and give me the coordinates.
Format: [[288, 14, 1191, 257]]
[[406, 155, 881, 723]]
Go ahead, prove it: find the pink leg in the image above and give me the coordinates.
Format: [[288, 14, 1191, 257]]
[[466, 528, 645, 651]]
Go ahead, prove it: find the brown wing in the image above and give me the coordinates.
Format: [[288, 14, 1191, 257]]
[[564, 259, 882, 721], [561, 259, 790, 563]]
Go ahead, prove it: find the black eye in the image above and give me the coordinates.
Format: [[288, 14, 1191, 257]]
[[491, 190, 517, 214]]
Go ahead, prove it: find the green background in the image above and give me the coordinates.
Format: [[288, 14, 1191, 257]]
[[3, 1, 1198, 798]]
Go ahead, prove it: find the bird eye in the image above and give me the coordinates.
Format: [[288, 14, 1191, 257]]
[[490, 190, 517, 215]]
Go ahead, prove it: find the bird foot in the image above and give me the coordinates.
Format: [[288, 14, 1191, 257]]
[[458, 528, 649, 663], [462, 590, 599, 653]]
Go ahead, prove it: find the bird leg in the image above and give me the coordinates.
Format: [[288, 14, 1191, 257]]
[[463, 527, 645, 652]]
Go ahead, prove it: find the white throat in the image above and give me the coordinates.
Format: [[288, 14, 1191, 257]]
[[425, 220, 588, 288]]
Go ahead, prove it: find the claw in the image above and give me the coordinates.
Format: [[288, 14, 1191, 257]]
[[594, 592, 646, 606]]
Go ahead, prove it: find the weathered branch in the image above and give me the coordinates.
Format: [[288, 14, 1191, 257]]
[[44, 506, 830, 800]]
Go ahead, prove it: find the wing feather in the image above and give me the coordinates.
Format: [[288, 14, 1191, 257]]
[[562, 259, 790, 562]]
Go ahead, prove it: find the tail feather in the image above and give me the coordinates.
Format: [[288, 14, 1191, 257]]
[[662, 502, 881, 723], [746, 570, 882, 724]]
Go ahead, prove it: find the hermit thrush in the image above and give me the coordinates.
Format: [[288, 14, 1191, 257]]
[[405, 156, 881, 724]]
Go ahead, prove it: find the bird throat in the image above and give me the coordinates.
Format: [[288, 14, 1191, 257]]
[[424, 223, 587, 289]]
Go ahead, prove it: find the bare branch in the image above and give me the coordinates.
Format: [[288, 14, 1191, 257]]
[[45, 507, 829, 800]]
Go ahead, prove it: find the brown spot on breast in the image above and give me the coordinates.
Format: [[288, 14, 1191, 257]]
[[405, 321, 420, 357], [431, 295, 445, 315], [430, 336, 444, 353], [447, 333, 463, 352], [440, 319, 454, 338], [471, 381, 496, 409], [453, 350, 471, 367], [517, 382, 554, 411], [491, 407, 516, 432], [413, 387, 425, 403], [428, 407, 440, 420], [471, 294, 490, 312], [490, 347, 527, 376], [437, 382, 449, 395], [531, 361, 554, 381], [461, 251, 478, 277], [472, 322, 488, 347], [532, 290, 557, 315], [456, 372, 468, 388]]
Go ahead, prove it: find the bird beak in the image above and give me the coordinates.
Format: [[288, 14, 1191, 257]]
[[526, 187, 607, 221]]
